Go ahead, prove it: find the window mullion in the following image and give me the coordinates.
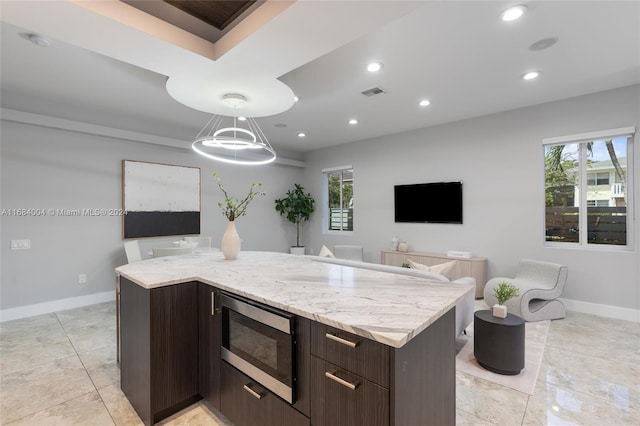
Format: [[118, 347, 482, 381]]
[[578, 143, 588, 246]]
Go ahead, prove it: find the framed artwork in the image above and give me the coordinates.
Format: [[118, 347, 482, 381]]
[[122, 160, 201, 238]]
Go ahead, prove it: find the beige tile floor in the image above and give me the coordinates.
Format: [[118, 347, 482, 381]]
[[0, 300, 638, 425]]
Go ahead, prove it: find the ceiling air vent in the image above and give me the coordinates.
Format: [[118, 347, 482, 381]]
[[361, 87, 386, 97]]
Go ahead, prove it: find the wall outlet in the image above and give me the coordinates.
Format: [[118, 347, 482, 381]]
[[78, 274, 87, 284], [10, 239, 31, 250]]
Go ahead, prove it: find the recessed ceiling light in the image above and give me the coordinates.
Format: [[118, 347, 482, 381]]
[[419, 99, 431, 107], [298, 132, 306, 138], [500, 5, 527, 22], [349, 119, 358, 125], [367, 62, 383, 72], [237, 116, 247, 121], [294, 95, 299, 102], [522, 71, 540, 80]]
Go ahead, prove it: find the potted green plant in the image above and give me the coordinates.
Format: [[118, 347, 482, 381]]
[[213, 172, 265, 260], [274, 184, 315, 255], [492, 282, 519, 318]]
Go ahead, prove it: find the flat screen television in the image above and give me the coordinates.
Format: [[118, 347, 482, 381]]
[[394, 181, 462, 224]]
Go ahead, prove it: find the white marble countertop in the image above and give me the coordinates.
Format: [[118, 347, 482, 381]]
[[115, 251, 473, 348]]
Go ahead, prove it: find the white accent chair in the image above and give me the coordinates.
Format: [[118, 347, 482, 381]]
[[152, 246, 193, 258], [184, 236, 212, 248], [483, 259, 568, 321], [334, 245, 364, 261], [123, 240, 142, 263], [308, 256, 475, 337]]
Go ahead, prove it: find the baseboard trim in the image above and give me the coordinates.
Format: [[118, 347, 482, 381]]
[[0, 291, 116, 322], [560, 298, 640, 323]]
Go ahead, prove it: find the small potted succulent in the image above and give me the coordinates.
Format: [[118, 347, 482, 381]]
[[493, 282, 519, 318]]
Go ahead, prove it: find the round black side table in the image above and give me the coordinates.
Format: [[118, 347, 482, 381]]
[[473, 310, 525, 375]]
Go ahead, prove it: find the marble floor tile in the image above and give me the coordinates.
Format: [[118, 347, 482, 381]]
[[0, 328, 77, 375], [524, 380, 640, 426], [455, 370, 529, 425], [66, 322, 117, 354], [0, 312, 64, 340], [0, 355, 96, 424], [4, 390, 114, 426], [539, 345, 639, 408], [455, 408, 494, 426], [97, 385, 144, 426], [78, 344, 120, 389], [546, 312, 640, 363], [157, 402, 232, 426], [56, 301, 116, 333]]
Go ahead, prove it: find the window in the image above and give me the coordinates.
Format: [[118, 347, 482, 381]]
[[543, 127, 634, 249], [587, 172, 609, 186], [587, 200, 610, 207], [322, 166, 353, 232]]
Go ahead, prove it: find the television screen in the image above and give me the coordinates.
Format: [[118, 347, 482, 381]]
[[394, 182, 462, 224]]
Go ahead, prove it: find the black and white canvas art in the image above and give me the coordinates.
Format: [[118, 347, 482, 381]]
[[122, 160, 200, 238]]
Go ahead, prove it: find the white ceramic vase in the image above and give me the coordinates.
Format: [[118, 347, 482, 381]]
[[493, 304, 508, 318], [221, 221, 241, 260]]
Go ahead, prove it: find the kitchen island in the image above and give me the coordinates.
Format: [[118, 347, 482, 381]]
[[116, 251, 473, 426]]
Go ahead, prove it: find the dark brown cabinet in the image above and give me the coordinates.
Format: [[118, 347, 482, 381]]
[[311, 356, 389, 426], [120, 278, 200, 426], [198, 283, 221, 410], [221, 362, 310, 426], [310, 323, 389, 426], [309, 309, 456, 426]]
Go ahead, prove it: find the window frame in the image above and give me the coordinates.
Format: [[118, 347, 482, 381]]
[[542, 127, 635, 251], [322, 165, 354, 235]]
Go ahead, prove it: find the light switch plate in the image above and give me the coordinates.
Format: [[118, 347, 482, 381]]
[[10, 239, 31, 250]]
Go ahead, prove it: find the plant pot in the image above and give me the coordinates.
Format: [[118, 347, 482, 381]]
[[493, 304, 508, 319], [289, 246, 305, 255], [221, 221, 241, 260]]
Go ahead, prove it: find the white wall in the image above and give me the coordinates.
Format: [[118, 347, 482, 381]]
[[301, 85, 640, 315], [1, 119, 303, 316]]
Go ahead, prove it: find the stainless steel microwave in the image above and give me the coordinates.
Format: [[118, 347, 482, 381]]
[[220, 293, 297, 403]]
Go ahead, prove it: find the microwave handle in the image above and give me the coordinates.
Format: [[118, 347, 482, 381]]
[[211, 291, 221, 316]]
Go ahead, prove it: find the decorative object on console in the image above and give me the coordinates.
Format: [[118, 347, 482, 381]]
[[390, 236, 399, 250], [274, 183, 315, 255], [484, 259, 568, 321], [122, 160, 200, 238], [213, 172, 265, 260], [408, 259, 458, 280], [447, 250, 472, 259], [491, 282, 519, 318], [397, 241, 409, 252]]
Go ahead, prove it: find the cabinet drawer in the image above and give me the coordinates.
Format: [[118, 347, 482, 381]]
[[310, 356, 389, 426], [220, 362, 309, 426], [310, 322, 389, 388]]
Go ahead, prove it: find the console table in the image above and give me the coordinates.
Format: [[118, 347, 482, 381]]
[[380, 250, 487, 298]]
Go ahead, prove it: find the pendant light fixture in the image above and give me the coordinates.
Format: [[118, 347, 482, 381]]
[[192, 94, 276, 165]]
